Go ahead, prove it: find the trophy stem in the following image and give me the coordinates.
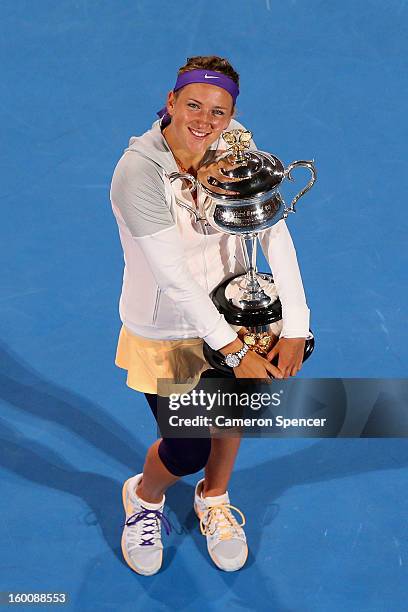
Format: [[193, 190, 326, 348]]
[[239, 235, 272, 308], [241, 234, 257, 279]]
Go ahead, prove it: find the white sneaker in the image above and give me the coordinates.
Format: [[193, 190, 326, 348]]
[[194, 478, 248, 572], [121, 473, 171, 576]]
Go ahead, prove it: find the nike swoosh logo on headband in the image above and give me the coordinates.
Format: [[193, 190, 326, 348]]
[[204, 74, 219, 79]]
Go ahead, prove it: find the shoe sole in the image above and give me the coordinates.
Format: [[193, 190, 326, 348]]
[[194, 501, 248, 572], [121, 478, 163, 577]]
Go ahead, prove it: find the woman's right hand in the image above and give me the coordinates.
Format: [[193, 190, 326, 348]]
[[233, 349, 283, 379]]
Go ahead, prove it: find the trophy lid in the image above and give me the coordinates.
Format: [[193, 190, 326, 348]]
[[197, 129, 285, 200]]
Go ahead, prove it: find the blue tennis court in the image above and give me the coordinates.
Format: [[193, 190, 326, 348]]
[[1, 1, 407, 610]]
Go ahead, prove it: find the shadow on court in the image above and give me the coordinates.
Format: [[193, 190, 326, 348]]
[[1, 340, 407, 609]]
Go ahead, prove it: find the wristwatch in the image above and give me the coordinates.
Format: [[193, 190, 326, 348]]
[[224, 343, 249, 368]]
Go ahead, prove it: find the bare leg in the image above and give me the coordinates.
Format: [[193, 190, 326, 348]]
[[136, 439, 179, 504], [202, 434, 242, 497]]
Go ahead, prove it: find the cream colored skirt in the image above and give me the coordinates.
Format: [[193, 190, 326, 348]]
[[115, 325, 211, 396]]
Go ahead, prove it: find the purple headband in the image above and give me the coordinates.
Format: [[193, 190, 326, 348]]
[[157, 69, 239, 124]]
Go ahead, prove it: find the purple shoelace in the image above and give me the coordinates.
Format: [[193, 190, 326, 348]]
[[124, 508, 172, 546]]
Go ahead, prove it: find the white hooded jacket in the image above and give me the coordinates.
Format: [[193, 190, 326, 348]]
[[110, 119, 310, 351]]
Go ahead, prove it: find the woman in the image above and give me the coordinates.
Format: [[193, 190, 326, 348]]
[[110, 56, 309, 576]]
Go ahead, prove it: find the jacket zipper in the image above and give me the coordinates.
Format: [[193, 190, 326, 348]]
[[199, 202, 210, 294], [152, 287, 161, 324]]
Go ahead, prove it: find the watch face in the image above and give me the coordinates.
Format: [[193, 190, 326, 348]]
[[225, 354, 240, 368]]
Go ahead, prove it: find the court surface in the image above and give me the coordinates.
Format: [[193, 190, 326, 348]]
[[1, 1, 407, 610]]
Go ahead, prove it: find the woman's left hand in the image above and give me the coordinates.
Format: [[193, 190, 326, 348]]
[[266, 337, 306, 378]]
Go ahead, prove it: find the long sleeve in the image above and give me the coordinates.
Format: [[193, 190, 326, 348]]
[[258, 219, 310, 337], [111, 151, 237, 350], [133, 226, 237, 350]]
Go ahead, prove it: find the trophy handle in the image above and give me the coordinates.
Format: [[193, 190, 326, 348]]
[[167, 172, 203, 222], [282, 160, 317, 217]]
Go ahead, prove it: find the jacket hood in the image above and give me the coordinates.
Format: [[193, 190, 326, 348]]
[[125, 118, 249, 173], [126, 120, 175, 173]]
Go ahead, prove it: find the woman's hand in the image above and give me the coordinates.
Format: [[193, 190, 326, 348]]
[[219, 332, 282, 379], [266, 337, 306, 378], [233, 349, 283, 379]]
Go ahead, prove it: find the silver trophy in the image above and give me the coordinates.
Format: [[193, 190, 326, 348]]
[[169, 129, 317, 373]]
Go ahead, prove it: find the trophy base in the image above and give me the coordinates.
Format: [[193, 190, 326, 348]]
[[224, 273, 279, 310], [205, 274, 315, 376], [212, 273, 282, 327]]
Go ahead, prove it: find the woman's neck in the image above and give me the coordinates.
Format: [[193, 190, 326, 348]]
[[162, 125, 203, 173]]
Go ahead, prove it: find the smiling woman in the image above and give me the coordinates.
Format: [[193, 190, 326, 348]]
[[160, 56, 240, 169], [110, 55, 310, 577], [164, 83, 233, 164]]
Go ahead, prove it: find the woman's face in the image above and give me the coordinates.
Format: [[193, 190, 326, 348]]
[[166, 83, 234, 157]]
